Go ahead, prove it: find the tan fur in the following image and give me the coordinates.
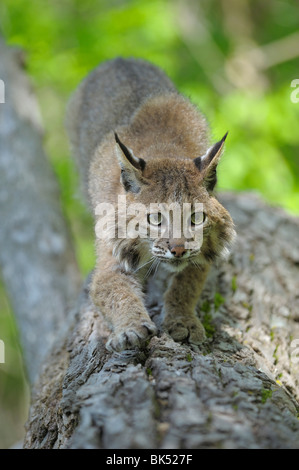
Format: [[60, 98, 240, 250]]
[[66, 58, 235, 351]]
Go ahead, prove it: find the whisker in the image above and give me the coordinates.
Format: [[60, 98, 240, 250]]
[[153, 259, 161, 278], [135, 256, 154, 273], [191, 259, 202, 270], [144, 257, 159, 279], [143, 262, 154, 279]]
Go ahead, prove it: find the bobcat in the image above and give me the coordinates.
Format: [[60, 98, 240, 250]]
[[66, 58, 235, 352]]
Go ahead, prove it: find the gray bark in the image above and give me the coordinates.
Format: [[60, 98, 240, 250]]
[[24, 193, 299, 449], [0, 39, 81, 382], [1, 39, 299, 449]]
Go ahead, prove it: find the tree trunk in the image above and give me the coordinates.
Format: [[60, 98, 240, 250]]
[[1, 40, 299, 449], [0, 38, 81, 383]]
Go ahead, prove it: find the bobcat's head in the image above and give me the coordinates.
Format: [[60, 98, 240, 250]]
[[103, 132, 235, 275]]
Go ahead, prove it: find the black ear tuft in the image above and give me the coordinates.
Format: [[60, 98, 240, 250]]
[[114, 132, 131, 162], [194, 132, 228, 192], [114, 132, 146, 171], [203, 131, 228, 169], [114, 132, 148, 193]]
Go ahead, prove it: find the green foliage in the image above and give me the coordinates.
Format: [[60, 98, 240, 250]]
[[214, 293, 226, 311], [261, 388, 273, 404], [186, 352, 193, 362], [231, 276, 237, 293], [0, 282, 29, 448], [202, 311, 216, 339]]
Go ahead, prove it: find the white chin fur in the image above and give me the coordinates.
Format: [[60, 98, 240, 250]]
[[161, 260, 188, 273]]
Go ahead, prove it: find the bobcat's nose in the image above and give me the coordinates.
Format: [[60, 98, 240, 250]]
[[169, 245, 187, 258]]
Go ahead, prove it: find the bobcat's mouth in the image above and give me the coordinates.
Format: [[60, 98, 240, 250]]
[[158, 256, 189, 272]]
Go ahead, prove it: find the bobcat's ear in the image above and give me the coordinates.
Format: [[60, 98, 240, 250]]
[[193, 132, 228, 192], [114, 132, 147, 193]]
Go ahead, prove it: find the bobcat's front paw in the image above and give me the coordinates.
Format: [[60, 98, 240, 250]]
[[164, 315, 206, 345], [106, 320, 157, 352]]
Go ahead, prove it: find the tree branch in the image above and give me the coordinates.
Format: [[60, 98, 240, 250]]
[[24, 194, 299, 449]]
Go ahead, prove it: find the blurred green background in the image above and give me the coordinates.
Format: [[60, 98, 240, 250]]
[[0, 0, 298, 448]]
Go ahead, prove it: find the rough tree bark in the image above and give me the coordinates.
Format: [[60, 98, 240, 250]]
[[0, 39, 81, 382], [23, 193, 299, 449], [1, 40, 299, 449]]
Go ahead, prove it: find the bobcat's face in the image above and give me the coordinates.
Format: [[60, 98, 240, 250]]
[[111, 133, 236, 275], [146, 199, 207, 273], [142, 183, 234, 273]]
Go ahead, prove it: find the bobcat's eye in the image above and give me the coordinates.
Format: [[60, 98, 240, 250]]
[[148, 212, 162, 226], [191, 212, 205, 225]]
